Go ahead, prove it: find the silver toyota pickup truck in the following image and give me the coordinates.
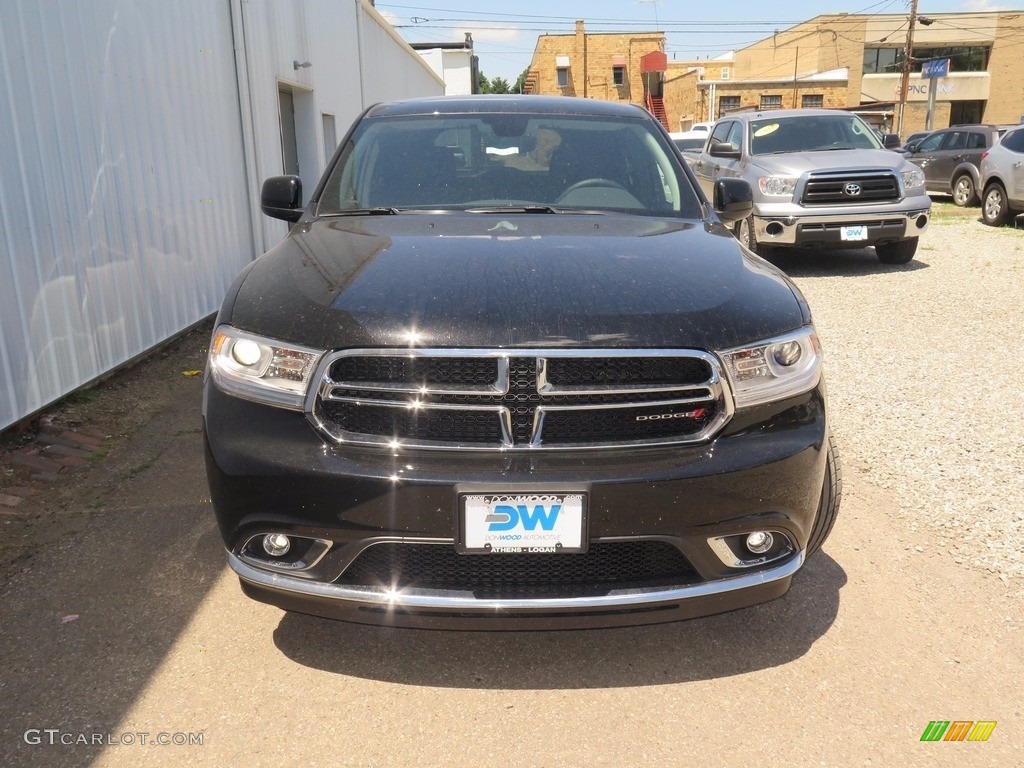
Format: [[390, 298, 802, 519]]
[[692, 109, 931, 264]]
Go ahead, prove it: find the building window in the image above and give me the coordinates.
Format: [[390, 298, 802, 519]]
[[720, 67, 731, 80], [863, 47, 901, 74], [719, 95, 740, 114], [912, 46, 989, 72], [556, 67, 569, 88], [863, 45, 990, 75], [612, 65, 625, 86], [760, 94, 783, 110], [801, 94, 824, 109]]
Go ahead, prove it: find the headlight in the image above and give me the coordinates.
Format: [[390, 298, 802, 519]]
[[757, 176, 799, 196], [718, 328, 822, 409], [208, 325, 324, 410], [901, 166, 925, 193]]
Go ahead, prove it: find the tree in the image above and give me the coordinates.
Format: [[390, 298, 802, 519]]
[[476, 71, 518, 95], [489, 77, 511, 94]]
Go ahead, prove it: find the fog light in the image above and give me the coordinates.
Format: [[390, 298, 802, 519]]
[[746, 531, 774, 554], [262, 533, 291, 557]]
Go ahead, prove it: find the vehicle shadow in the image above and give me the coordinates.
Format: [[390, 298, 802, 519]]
[[763, 247, 930, 278], [273, 553, 846, 689]]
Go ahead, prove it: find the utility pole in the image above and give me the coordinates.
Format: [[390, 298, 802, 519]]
[[897, 0, 919, 137]]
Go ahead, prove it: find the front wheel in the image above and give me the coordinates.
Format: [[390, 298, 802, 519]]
[[806, 433, 842, 558], [952, 174, 977, 207], [734, 214, 771, 255], [875, 237, 918, 265], [982, 182, 1012, 226]]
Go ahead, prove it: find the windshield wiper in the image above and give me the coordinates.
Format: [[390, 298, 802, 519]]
[[464, 205, 608, 215], [322, 207, 403, 216], [465, 205, 559, 214]]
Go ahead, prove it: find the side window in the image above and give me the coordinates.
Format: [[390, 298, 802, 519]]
[[966, 133, 987, 150], [726, 122, 743, 150], [710, 121, 733, 145], [918, 132, 944, 152], [944, 131, 967, 151], [1000, 128, 1024, 153]]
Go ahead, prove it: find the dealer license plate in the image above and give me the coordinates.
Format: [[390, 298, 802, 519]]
[[841, 225, 868, 241], [460, 493, 587, 554]]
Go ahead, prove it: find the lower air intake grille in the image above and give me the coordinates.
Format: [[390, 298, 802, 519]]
[[336, 541, 699, 598]]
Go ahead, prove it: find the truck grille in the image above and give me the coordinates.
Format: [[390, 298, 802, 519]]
[[335, 541, 700, 598], [801, 171, 900, 205], [310, 349, 731, 450]]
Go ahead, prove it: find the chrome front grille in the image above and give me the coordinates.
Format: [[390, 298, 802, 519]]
[[309, 349, 732, 450], [801, 171, 900, 205]]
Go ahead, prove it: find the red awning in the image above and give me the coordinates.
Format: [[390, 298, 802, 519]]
[[612, 55, 626, 67], [640, 51, 666, 73]]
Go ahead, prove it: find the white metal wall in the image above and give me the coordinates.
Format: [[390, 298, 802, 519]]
[[0, 0, 443, 431], [0, 0, 253, 431]]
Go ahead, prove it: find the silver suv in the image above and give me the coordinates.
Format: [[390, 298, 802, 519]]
[[980, 123, 1024, 227], [692, 109, 932, 264]]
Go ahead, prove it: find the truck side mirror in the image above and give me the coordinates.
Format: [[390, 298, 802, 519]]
[[713, 178, 753, 223], [709, 141, 742, 159], [261, 176, 303, 222]]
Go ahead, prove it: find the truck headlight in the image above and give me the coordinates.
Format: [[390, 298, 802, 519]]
[[901, 167, 926, 194], [757, 176, 799, 196], [209, 325, 324, 410], [718, 328, 822, 409]]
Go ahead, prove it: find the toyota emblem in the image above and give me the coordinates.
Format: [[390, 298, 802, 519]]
[[844, 183, 863, 197]]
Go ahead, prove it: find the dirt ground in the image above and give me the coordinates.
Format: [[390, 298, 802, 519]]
[[0, 319, 214, 582]]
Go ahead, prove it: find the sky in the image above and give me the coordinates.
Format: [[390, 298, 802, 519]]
[[375, 0, 1014, 84]]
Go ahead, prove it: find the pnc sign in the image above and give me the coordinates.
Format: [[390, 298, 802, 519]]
[[921, 58, 951, 78]]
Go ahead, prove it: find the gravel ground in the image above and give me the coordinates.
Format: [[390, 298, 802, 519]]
[[768, 202, 1024, 587]]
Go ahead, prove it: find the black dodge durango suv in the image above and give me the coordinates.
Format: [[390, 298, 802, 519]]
[[203, 96, 841, 629]]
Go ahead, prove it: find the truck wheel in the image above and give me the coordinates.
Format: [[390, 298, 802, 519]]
[[735, 215, 762, 254], [952, 174, 977, 207], [982, 182, 1012, 226], [875, 237, 918, 265], [807, 433, 842, 558]]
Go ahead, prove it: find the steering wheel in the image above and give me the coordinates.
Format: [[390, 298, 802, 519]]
[[558, 178, 629, 199]]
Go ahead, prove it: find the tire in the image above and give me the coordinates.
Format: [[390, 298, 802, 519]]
[[806, 433, 842, 558], [982, 182, 1012, 226], [952, 173, 977, 207], [734, 214, 770, 255], [875, 237, 918, 265]]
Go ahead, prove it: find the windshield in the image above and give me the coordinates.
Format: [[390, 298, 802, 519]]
[[748, 114, 883, 155], [317, 112, 702, 217]]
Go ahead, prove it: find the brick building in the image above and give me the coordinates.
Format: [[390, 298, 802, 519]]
[[526, 12, 1024, 137], [524, 21, 671, 127]]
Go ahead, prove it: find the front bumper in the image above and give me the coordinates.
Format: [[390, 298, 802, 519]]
[[204, 382, 829, 629], [753, 201, 931, 247]]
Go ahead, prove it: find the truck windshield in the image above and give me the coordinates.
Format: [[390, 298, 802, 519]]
[[749, 114, 882, 155]]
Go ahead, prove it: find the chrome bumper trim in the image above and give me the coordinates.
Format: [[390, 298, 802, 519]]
[[227, 549, 804, 612]]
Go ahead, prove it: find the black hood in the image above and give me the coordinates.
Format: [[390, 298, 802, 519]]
[[228, 214, 808, 352]]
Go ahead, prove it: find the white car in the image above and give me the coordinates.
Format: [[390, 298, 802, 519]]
[[668, 130, 707, 159], [979, 123, 1024, 226]]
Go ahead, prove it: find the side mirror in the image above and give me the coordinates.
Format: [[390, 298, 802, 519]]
[[881, 133, 901, 149], [261, 176, 303, 222], [709, 141, 742, 159], [905, 142, 920, 154], [713, 178, 753, 224]]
